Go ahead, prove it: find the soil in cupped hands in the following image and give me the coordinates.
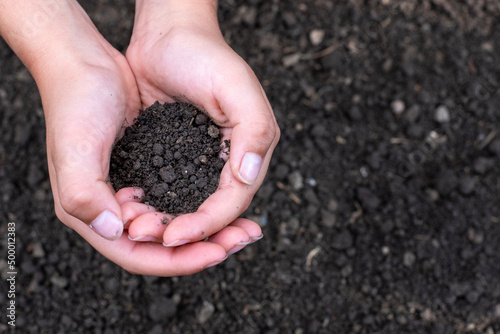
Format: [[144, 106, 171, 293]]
[[109, 101, 228, 214]]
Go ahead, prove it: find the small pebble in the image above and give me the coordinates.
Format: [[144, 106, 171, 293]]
[[403, 251, 416, 267], [321, 210, 336, 228], [309, 29, 325, 46], [207, 125, 219, 138], [148, 296, 177, 322], [332, 230, 353, 250], [195, 113, 208, 125], [199, 155, 208, 164], [459, 177, 475, 195], [50, 275, 68, 289], [404, 105, 421, 123], [473, 157, 494, 174], [434, 105, 450, 123], [197, 300, 215, 324], [288, 171, 304, 190], [152, 155, 164, 167], [152, 143, 164, 156], [391, 99, 405, 115]]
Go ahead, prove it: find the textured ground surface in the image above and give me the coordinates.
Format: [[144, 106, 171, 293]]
[[1, 0, 500, 333]]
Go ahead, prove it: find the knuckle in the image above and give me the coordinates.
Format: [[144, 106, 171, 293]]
[[253, 115, 278, 145], [58, 185, 94, 218]]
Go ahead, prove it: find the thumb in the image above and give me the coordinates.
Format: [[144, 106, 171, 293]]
[[48, 119, 123, 241], [214, 65, 280, 186]]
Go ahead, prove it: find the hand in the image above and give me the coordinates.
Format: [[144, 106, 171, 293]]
[[1, 1, 266, 276], [125, 0, 280, 248]]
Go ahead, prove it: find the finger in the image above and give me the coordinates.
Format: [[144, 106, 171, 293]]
[[227, 218, 263, 241], [127, 211, 174, 242], [121, 202, 157, 229], [207, 223, 251, 256], [211, 62, 280, 186], [71, 220, 228, 276], [162, 163, 254, 246], [115, 187, 145, 205]]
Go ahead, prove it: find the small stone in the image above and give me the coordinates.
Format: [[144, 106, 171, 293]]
[[309, 29, 325, 46], [473, 157, 494, 174], [357, 187, 380, 210], [391, 99, 405, 115], [426, 188, 440, 201], [341, 264, 353, 277], [198, 155, 208, 164], [495, 304, 500, 318], [434, 105, 450, 123], [332, 230, 353, 250], [481, 41, 494, 52], [403, 251, 416, 267], [404, 105, 421, 123], [50, 275, 68, 289], [159, 167, 177, 183], [150, 183, 169, 197], [283, 53, 302, 67], [195, 113, 208, 125], [148, 296, 177, 322], [148, 325, 164, 334], [320, 210, 336, 228], [327, 199, 339, 212], [466, 290, 480, 304], [152, 155, 164, 167], [459, 177, 475, 195], [32, 242, 45, 258], [207, 125, 219, 138], [234, 5, 257, 26], [197, 300, 215, 324], [288, 171, 303, 190], [152, 143, 164, 156], [436, 169, 458, 196], [381, 246, 390, 255], [348, 106, 363, 121], [421, 308, 435, 322], [274, 164, 290, 180]]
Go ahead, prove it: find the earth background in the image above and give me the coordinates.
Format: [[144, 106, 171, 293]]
[[1, 0, 500, 333]]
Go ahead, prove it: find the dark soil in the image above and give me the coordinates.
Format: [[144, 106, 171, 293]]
[[109, 101, 226, 214], [1, 1, 500, 333]]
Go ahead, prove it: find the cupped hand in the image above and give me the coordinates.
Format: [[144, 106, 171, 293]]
[[125, 2, 280, 248], [35, 2, 266, 275]]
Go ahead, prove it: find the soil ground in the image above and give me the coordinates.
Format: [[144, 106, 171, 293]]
[[1, 0, 500, 333]]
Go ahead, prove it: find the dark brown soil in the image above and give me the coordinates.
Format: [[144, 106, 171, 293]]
[[2, 1, 500, 333], [109, 101, 227, 214]]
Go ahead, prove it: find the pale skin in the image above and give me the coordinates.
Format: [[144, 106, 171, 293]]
[[0, 0, 279, 276]]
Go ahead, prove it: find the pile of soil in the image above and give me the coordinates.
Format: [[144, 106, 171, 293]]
[[109, 101, 227, 213]]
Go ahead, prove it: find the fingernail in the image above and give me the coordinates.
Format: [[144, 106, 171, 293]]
[[128, 235, 158, 242], [163, 239, 190, 247], [90, 210, 123, 240], [228, 239, 252, 256], [250, 234, 264, 243], [238, 152, 263, 185], [204, 254, 228, 269]]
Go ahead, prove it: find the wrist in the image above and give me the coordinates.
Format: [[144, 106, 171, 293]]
[[132, 0, 220, 43], [0, 1, 122, 83]]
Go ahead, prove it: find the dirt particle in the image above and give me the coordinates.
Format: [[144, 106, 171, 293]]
[[207, 125, 219, 138]]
